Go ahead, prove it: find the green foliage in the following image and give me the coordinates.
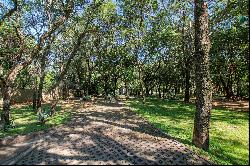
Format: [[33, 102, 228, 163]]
[[0, 104, 71, 138], [82, 95, 92, 101], [0, 1, 249, 164], [44, 72, 56, 91], [126, 98, 249, 165], [3, 118, 15, 132], [99, 0, 116, 19], [1, 0, 248, 100]]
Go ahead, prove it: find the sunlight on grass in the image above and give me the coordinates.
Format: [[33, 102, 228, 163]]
[[126, 98, 249, 165], [0, 104, 71, 138]]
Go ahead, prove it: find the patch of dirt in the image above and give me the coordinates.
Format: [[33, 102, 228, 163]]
[[212, 100, 249, 111], [190, 98, 249, 111]]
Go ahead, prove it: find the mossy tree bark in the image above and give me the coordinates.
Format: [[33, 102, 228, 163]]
[[192, 0, 212, 151]]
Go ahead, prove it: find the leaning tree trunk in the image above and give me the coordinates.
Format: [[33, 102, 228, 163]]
[[36, 54, 46, 110], [1, 82, 11, 126], [192, 0, 212, 151]]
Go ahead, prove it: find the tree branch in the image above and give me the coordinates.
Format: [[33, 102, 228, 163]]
[[0, 0, 18, 26], [5, 0, 74, 84], [210, 0, 237, 27]]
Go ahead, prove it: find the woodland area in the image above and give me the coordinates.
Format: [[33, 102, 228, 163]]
[[0, 0, 249, 165]]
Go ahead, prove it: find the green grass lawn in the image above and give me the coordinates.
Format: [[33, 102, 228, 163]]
[[0, 104, 71, 138], [126, 98, 249, 165]]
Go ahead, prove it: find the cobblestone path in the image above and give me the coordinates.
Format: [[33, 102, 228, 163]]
[[1, 100, 211, 165]]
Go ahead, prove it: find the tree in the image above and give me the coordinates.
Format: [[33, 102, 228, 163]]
[[0, 0, 74, 125], [0, 0, 18, 26], [192, 0, 212, 150]]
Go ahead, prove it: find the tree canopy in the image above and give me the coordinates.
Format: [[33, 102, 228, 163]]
[[0, 0, 249, 151]]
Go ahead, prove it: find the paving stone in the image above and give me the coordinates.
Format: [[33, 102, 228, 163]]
[[3, 101, 211, 165]]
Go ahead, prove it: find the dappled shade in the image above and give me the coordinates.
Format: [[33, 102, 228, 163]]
[[0, 100, 210, 165], [127, 98, 249, 165]]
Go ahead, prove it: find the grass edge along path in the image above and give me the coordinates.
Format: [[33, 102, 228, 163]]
[[126, 98, 249, 165], [0, 103, 71, 138]]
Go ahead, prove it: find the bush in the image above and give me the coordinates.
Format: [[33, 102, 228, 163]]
[[3, 119, 15, 132]]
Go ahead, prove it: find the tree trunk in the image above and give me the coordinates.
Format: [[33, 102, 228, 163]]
[[162, 85, 167, 99], [225, 85, 234, 99], [220, 75, 234, 99], [184, 68, 191, 102], [174, 84, 178, 96], [125, 81, 129, 98], [33, 77, 38, 111], [192, 0, 212, 151], [35, 36, 54, 111], [113, 76, 118, 97], [138, 66, 145, 103], [158, 83, 161, 98], [86, 58, 91, 96], [182, 9, 190, 103], [62, 82, 67, 100], [104, 76, 109, 97], [1, 83, 11, 126], [37, 54, 46, 110], [140, 80, 146, 103], [0, 3, 73, 121], [236, 79, 242, 98], [37, 76, 45, 109], [50, 100, 58, 116], [150, 89, 153, 96], [145, 85, 150, 96]]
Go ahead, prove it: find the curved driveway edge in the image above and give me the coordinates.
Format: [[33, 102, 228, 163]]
[[1, 101, 212, 165]]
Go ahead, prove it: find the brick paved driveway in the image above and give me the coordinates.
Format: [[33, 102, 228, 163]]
[[1, 100, 211, 165]]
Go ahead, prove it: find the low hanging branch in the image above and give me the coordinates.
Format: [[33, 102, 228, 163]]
[[47, 0, 103, 94], [0, 0, 74, 126], [48, 28, 98, 116], [35, 1, 103, 117], [48, 30, 96, 92], [210, 0, 237, 27], [4, 0, 74, 85], [47, 11, 102, 116]]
